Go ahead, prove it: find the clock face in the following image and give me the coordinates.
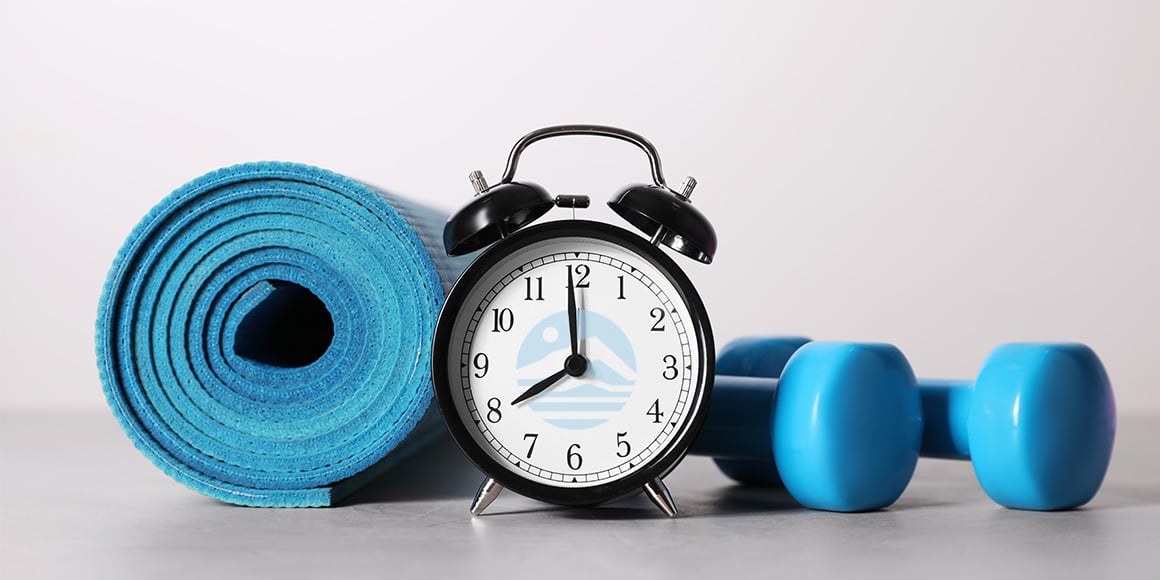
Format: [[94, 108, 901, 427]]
[[433, 221, 713, 505]]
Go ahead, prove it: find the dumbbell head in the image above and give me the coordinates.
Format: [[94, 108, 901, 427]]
[[705, 338, 924, 512], [959, 343, 1115, 510], [774, 342, 924, 512]]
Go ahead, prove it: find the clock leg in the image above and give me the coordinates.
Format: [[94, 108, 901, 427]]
[[643, 478, 678, 518], [469, 477, 503, 516]]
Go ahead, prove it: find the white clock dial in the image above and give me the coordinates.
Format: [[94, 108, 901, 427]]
[[444, 233, 705, 488]]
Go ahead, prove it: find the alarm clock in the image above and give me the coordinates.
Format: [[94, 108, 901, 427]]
[[431, 125, 717, 517]]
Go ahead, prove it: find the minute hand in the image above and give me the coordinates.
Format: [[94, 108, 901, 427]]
[[567, 266, 579, 356], [510, 367, 568, 406]]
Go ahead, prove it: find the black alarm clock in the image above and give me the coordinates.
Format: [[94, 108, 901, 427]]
[[432, 125, 717, 517]]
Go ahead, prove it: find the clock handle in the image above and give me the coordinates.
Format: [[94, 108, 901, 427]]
[[499, 124, 670, 189]]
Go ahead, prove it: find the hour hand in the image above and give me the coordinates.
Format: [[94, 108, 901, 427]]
[[510, 367, 568, 406]]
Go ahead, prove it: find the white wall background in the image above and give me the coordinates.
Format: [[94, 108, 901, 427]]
[[1, 1, 1157, 412]]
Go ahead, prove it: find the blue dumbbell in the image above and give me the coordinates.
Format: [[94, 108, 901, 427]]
[[692, 338, 1116, 512]]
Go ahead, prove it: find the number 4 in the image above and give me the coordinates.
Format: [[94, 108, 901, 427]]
[[647, 399, 664, 423]]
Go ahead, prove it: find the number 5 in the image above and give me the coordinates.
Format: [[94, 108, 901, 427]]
[[616, 432, 631, 458]]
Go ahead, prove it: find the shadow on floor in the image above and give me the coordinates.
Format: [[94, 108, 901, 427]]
[[548, 484, 804, 521], [341, 434, 482, 504], [679, 484, 802, 518]]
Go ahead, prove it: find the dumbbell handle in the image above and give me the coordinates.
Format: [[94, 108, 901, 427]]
[[692, 375, 974, 463], [917, 379, 973, 460], [690, 376, 778, 460]]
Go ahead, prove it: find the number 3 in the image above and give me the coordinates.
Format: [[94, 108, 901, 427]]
[[662, 355, 679, 380]]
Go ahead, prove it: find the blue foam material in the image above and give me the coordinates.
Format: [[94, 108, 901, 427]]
[[95, 162, 468, 507]]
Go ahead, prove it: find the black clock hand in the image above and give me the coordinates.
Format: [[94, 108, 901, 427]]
[[510, 367, 569, 406], [567, 265, 579, 356], [512, 266, 588, 407]]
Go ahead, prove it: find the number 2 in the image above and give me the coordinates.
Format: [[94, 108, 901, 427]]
[[650, 307, 665, 331]]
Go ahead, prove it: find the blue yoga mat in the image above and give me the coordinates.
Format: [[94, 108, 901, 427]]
[[96, 162, 467, 507]]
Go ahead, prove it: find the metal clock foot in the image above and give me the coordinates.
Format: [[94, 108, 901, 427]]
[[470, 477, 503, 516], [643, 478, 678, 518]]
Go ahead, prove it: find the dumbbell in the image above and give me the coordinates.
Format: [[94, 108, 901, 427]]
[[691, 337, 1116, 511]]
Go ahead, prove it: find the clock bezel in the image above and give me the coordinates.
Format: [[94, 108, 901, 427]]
[[431, 219, 715, 507]]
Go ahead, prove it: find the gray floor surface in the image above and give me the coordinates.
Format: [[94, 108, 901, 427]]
[[1, 411, 1157, 579]]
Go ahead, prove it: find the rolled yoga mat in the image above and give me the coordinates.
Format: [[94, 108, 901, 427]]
[[96, 162, 468, 507]]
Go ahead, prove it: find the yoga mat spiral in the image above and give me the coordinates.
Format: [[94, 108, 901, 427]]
[[96, 162, 468, 507]]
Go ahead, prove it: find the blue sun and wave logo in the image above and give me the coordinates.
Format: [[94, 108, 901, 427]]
[[515, 311, 637, 430]]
